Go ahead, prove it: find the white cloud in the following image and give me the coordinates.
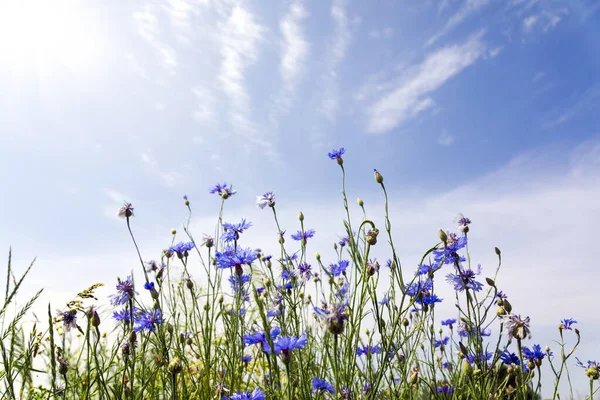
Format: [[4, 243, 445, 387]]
[[427, 0, 489, 46], [191, 86, 216, 125], [277, 2, 309, 112], [133, 4, 178, 75], [523, 15, 539, 31], [369, 27, 393, 39], [437, 131, 454, 146], [366, 33, 486, 134], [318, 0, 352, 121]]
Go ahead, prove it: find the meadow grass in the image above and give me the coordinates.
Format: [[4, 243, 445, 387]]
[[1, 147, 598, 400]]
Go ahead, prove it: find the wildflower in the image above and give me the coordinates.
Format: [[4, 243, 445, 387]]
[[242, 355, 252, 364], [298, 263, 312, 280], [314, 302, 349, 335], [145, 260, 158, 272], [560, 318, 577, 330], [363, 383, 372, 393], [405, 279, 433, 297], [210, 182, 236, 199], [576, 358, 600, 380], [523, 344, 550, 367], [357, 345, 382, 357], [243, 327, 282, 353], [503, 314, 531, 340], [229, 274, 251, 301], [113, 307, 137, 323], [416, 294, 443, 305], [221, 219, 252, 242], [117, 202, 134, 218], [366, 228, 379, 245], [433, 233, 467, 265], [109, 276, 137, 306], [273, 334, 308, 363], [183, 195, 189, 205], [215, 246, 258, 270], [441, 319, 456, 328], [59, 309, 78, 331], [312, 377, 335, 394], [455, 213, 471, 233], [446, 265, 484, 292], [329, 260, 350, 276], [367, 258, 380, 276], [437, 385, 454, 394], [495, 291, 508, 305], [374, 169, 384, 184], [500, 350, 521, 365], [256, 192, 276, 209], [291, 229, 316, 242], [226, 388, 266, 400], [338, 236, 350, 247], [168, 241, 195, 258], [133, 309, 164, 333], [417, 263, 438, 276], [328, 148, 345, 165], [435, 337, 449, 348], [379, 293, 391, 306]]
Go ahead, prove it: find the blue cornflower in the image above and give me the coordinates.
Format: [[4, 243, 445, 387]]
[[327, 148, 345, 160], [405, 279, 433, 297], [576, 358, 600, 380], [229, 274, 251, 301], [500, 350, 521, 365], [225, 388, 266, 400], [441, 318, 457, 327], [210, 182, 236, 198], [446, 265, 483, 292], [560, 318, 578, 330], [298, 263, 312, 280], [242, 355, 252, 364], [435, 337, 449, 348], [109, 276, 138, 306], [117, 202, 134, 218], [433, 233, 467, 265], [329, 260, 350, 276], [502, 314, 531, 340], [273, 334, 308, 355], [168, 241, 195, 258], [256, 192, 275, 209], [312, 377, 335, 394], [113, 307, 137, 323], [133, 308, 164, 333], [495, 291, 508, 304], [417, 294, 443, 305], [379, 293, 391, 305], [59, 309, 78, 331], [437, 385, 454, 394], [221, 219, 252, 242], [357, 345, 382, 357], [215, 246, 257, 269], [417, 263, 439, 276], [291, 229, 315, 242], [144, 282, 155, 290], [338, 236, 350, 247], [243, 327, 281, 352], [523, 344, 550, 366], [465, 351, 493, 364]]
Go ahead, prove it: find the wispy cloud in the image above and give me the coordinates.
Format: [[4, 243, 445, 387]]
[[218, 6, 275, 155], [140, 152, 183, 188], [437, 131, 454, 146], [133, 4, 179, 75], [369, 27, 393, 39], [366, 32, 486, 134], [191, 86, 216, 126], [427, 0, 489, 46], [523, 15, 539, 31], [319, 0, 352, 121], [277, 1, 309, 112], [544, 84, 600, 128]]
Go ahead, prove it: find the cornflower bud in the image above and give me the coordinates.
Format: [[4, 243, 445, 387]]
[[171, 228, 176, 235], [374, 169, 384, 184], [439, 229, 448, 244], [316, 252, 321, 261], [357, 197, 364, 207], [168, 357, 183, 375], [298, 211, 304, 222]]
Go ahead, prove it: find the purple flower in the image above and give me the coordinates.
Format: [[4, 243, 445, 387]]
[[243, 327, 281, 353], [523, 344, 550, 365], [357, 345, 382, 357], [437, 385, 454, 394], [500, 350, 521, 365], [273, 334, 308, 354], [210, 182, 236, 199], [338, 236, 350, 247], [446, 264, 483, 292], [215, 246, 257, 270], [312, 377, 335, 394], [379, 293, 391, 305], [168, 241, 196, 258], [417, 294, 443, 305], [256, 192, 275, 209], [226, 388, 266, 400], [59, 309, 77, 331], [502, 314, 531, 340], [221, 219, 252, 242], [441, 319, 457, 327], [435, 337, 449, 348], [455, 213, 472, 232], [433, 233, 467, 265], [109, 276, 138, 306], [328, 148, 345, 160], [405, 279, 433, 297], [314, 302, 348, 335], [133, 309, 164, 332], [329, 260, 350, 276], [560, 318, 577, 330], [113, 308, 135, 323], [291, 229, 315, 242]]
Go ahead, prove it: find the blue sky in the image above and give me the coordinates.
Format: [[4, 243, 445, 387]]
[[1, 0, 599, 395]]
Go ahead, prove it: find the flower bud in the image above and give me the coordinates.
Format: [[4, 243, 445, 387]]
[[496, 307, 506, 317], [374, 169, 384, 184], [171, 228, 176, 235], [298, 211, 304, 222], [485, 277, 495, 287], [462, 360, 473, 376], [168, 357, 183, 375], [316, 252, 321, 261], [495, 247, 501, 256], [357, 197, 364, 207], [91, 311, 101, 327], [402, 318, 409, 327], [439, 229, 448, 244]]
